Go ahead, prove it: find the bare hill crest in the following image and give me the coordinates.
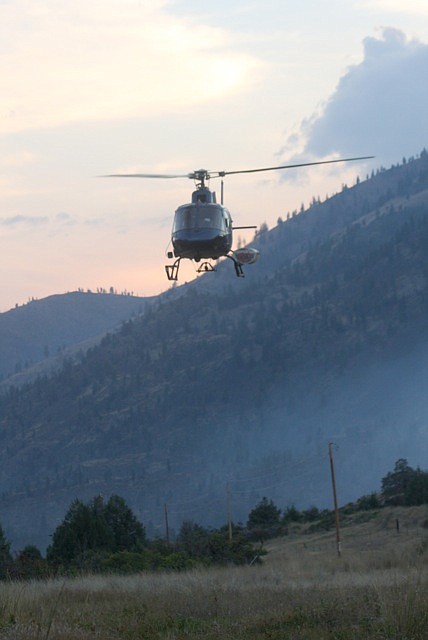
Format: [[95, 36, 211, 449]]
[[0, 291, 153, 385]]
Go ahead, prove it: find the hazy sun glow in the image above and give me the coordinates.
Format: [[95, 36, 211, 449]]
[[0, 0, 261, 134]]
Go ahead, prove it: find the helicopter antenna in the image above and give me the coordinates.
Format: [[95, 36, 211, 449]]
[[221, 180, 224, 205]]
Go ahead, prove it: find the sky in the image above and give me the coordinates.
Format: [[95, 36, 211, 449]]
[[1, 0, 428, 311]]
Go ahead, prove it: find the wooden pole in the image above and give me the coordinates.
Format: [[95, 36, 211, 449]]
[[227, 482, 232, 543], [164, 503, 170, 547], [328, 443, 341, 557]]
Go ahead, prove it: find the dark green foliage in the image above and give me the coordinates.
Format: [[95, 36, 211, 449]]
[[381, 458, 428, 506], [406, 468, 428, 506], [47, 495, 146, 569], [43, 496, 259, 575], [104, 494, 146, 552], [101, 550, 145, 574], [356, 492, 382, 510], [13, 545, 49, 580], [177, 521, 210, 558], [246, 497, 283, 542], [0, 523, 12, 579], [282, 505, 302, 523], [176, 520, 258, 566], [144, 539, 196, 570], [301, 506, 320, 522], [382, 458, 414, 505], [47, 498, 105, 567], [247, 497, 281, 529], [78, 522, 259, 574]]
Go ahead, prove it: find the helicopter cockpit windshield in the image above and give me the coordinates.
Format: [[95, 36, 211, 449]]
[[173, 204, 225, 233]]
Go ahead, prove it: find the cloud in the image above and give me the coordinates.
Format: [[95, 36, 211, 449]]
[[0, 214, 49, 227], [0, 212, 81, 231], [281, 28, 428, 166], [54, 212, 77, 226], [0, 0, 262, 134]]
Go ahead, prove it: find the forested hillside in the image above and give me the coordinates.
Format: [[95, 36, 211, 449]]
[[0, 291, 152, 383], [1, 152, 428, 550]]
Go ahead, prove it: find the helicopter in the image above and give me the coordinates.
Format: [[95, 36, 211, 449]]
[[103, 156, 374, 281]]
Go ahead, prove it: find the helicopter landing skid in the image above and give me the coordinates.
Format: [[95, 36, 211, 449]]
[[165, 258, 216, 280], [196, 261, 216, 273], [165, 255, 244, 281], [165, 258, 181, 281], [226, 254, 245, 277]]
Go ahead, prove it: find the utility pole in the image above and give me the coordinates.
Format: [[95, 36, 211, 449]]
[[227, 482, 232, 543], [164, 503, 170, 547], [328, 443, 341, 557]]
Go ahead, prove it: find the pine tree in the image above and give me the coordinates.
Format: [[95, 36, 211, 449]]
[[247, 497, 281, 529], [47, 495, 145, 568], [104, 494, 146, 552], [381, 459, 415, 506], [0, 523, 12, 579]]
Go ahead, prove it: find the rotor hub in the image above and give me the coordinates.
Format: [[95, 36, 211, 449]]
[[191, 169, 211, 189]]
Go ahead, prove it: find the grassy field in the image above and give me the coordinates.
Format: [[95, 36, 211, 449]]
[[0, 505, 427, 639]]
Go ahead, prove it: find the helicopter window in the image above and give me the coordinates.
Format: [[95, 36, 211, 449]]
[[197, 207, 223, 229], [174, 205, 224, 232], [173, 207, 196, 231]]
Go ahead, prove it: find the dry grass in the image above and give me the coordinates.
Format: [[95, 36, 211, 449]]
[[0, 506, 427, 639]]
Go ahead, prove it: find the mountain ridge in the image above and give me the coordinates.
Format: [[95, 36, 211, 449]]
[[1, 151, 428, 550]]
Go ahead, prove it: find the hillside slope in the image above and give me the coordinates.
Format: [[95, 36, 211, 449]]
[[0, 291, 153, 382], [265, 504, 428, 558], [0, 153, 428, 550]]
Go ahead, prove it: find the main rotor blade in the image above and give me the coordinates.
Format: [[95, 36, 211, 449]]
[[218, 156, 375, 177], [100, 173, 191, 179], [101, 156, 375, 181]]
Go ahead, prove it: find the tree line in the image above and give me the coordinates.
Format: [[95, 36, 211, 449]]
[[0, 494, 262, 580], [0, 458, 427, 580], [242, 458, 428, 541]]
